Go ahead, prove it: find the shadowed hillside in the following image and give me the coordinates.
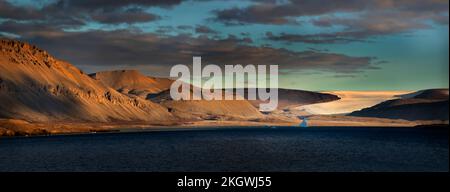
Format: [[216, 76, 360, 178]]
[[349, 89, 449, 121], [231, 88, 340, 109]]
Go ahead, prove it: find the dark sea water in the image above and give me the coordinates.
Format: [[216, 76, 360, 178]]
[[0, 127, 448, 172]]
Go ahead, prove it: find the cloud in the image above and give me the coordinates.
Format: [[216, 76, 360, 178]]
[[266, 32, 367, 44], [155, 26, 176, 34], [214, 0, 448, 43], [332, 74, 358, 78], [212, 0, 372, 25], [308, 47, 329, 52], [50, 0, 183, 11], [89, 8, 161, 24], [0, 20, 377, 75], [195, 25, 218, 34], [266, 7, 448, 44], [0, 20, 68, 38], [213, 5, 299, 25], [0, 0, 45, 20], [214, 0, 448, 25], [213, 0, 369, 25], [0, 0, 392, 76], [177, 25, 194, 30], [0, 0, 183, 26], [3, 0, 447, 44]]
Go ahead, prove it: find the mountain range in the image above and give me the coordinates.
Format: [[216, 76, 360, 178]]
[[0, 39, 338, 124]]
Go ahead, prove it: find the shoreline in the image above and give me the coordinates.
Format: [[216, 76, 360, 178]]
[[1, 115, 448, 138], [2, 121, 448, 139]]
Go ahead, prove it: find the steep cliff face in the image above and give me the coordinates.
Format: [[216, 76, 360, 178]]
[[0, 39, 174, 122]]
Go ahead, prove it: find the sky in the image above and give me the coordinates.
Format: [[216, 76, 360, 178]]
[[0, 0, 448, 91]]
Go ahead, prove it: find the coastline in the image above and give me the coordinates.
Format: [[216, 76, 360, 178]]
[[1, 117, 447, 138]]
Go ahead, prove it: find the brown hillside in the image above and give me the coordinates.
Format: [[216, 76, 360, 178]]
[[0, 39, 174, 122], [95, 72, 264, 120], [90, 70, 173, 97]]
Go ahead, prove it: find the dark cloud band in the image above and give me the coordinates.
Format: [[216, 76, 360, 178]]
[[0, 20, 376, 75]]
